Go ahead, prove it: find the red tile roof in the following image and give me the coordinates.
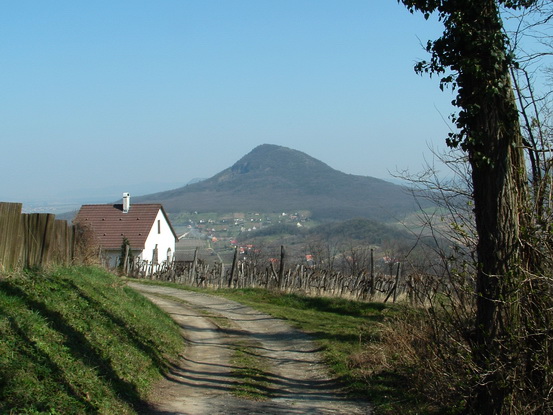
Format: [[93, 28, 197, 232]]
[[74, 204, 177, 250]]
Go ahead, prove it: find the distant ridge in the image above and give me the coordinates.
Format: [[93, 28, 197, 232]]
[[136, 144, 425, 221]]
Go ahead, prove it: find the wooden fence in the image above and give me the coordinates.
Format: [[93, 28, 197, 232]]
[[128, 247, 443, 305], [0, 202, 78, 271]]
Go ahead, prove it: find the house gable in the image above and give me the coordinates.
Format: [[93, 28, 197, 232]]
[[74, 203, 177, 251]]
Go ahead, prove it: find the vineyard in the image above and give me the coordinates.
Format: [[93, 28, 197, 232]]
[[127, 240, 445, 306]]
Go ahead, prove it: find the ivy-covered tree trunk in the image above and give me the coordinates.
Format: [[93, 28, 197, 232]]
[[469, 77, 528, 414], [398, 0, 539, 413], [457, 10, 529, 412]]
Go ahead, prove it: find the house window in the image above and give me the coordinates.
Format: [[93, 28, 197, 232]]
[[157, 220, 161, 234]]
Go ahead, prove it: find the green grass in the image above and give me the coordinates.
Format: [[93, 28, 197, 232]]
[[0, 267, 184, 415], [229, 339, 272, 401]]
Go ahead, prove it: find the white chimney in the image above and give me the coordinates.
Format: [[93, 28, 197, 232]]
[[123, 192, 131, 213]]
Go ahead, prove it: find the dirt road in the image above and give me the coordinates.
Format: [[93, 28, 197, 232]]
[[128, 283, 371, 415]]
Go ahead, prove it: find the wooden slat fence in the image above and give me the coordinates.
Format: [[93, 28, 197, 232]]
[[0, 203, 24, 270], [0, 202, 80, 271]]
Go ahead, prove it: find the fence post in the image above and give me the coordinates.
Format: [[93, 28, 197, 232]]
[[278, 245, 285, 290], [408, 273, 415, 306], [190, 247, 198, 281], [370, 248, 375, 298], [228, 246, 238, 288], [393, 262, 401, 303], [123, 244, 130, 274]]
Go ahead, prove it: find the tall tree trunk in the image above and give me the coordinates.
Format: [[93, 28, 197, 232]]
[[465, 5, 529, 412], [469, 85, 528, 413]]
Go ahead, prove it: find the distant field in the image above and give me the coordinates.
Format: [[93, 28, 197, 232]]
[[175, 238, 207, 260]]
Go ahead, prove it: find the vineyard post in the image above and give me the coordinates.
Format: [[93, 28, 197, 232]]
[[278, 245, 285, 290], [228, 246, 238, 288], [370, 248, 375, 297], [393, 262, 401, 303]]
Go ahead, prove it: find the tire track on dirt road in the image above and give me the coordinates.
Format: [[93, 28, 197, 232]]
[[129, 283, 371, 415]]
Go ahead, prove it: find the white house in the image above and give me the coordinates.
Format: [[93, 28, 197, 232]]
[[74, 193, 178, 268]]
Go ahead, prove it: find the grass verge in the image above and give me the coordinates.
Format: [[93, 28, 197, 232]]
[[0, 267, 184, 415], [229, 339, 272, 401]]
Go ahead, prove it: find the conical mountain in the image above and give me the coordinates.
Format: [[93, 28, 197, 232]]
[[136, 144, 422, 221]]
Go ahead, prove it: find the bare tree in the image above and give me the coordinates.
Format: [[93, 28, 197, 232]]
[[304, 235, 342, 272], [339, 242, 372, 277]]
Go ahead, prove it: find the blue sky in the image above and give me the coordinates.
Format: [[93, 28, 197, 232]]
[[1, 1, 455, 206]]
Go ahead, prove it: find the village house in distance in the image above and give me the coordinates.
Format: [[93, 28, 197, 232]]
[[74, 193, 178, 269]]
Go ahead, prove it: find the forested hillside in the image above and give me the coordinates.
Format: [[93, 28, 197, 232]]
[[136, 144, 429, 221]]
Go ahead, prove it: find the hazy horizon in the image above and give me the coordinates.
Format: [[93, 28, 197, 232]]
[[11, 145, 412, 213]]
